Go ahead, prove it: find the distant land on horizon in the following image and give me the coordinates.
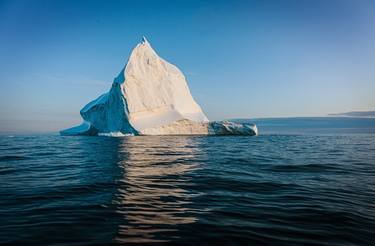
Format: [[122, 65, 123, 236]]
[[229, 110, 375, 121], [328, 110, 375, 118], [231, 115, 375, 134]]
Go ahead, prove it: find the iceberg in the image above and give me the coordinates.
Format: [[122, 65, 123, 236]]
[[60, 37, 258, 136]]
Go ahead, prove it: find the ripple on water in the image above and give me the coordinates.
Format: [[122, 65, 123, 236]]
[[0, 155, 30, 162]]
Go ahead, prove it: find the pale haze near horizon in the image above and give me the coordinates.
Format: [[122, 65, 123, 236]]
[[0, 0, 375, 133]]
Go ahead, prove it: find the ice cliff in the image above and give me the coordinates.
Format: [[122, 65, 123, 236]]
[[60, 37, 258, 136]]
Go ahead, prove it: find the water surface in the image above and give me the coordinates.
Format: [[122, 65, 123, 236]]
[[1, 118, 375, 245]]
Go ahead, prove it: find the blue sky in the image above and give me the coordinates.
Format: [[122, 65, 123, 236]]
[[0, 0, 374, 133]]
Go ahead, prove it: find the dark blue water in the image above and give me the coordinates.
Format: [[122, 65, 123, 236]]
[[1, 118, 375, 245]]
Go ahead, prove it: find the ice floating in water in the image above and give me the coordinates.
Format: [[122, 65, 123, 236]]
[[209, 121, 258, 135], [98, 132, 134, 137], [60, 37, 258, 136]]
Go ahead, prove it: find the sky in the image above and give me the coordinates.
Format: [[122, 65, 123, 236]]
[[0, 0, 375, 133]]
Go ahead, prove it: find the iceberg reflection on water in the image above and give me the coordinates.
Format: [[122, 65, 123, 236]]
[[112, 136, 203, 243]]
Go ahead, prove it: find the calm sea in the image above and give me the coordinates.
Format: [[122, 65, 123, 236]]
[[1, 117, 375, 245]]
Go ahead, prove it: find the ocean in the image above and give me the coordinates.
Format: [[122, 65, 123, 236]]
[[1, 117, 375, 245]]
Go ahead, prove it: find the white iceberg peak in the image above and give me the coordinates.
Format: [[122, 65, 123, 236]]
[[60, 37, 258, 136], [141, 36, 149, 44]]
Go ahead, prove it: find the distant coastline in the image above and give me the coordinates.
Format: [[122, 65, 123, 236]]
[[230, 117, 375, 135], [328, 111, 375, 118]]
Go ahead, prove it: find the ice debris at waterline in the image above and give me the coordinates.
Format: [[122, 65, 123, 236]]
[[60, 37, 258, 136]]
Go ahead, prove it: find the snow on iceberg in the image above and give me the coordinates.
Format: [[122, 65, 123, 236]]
[[60, 37, 258, 136]]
